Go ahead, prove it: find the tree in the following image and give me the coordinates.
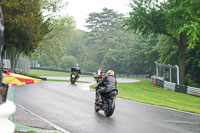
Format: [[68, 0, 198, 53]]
[[1, 0, 50, 70], [33, 16, 75, 68], [154, 35, 178, 65], [59, 55, 77, 70], [125, 0, 200, 84], [186, 44, 200, 85], [85, 8, 125, 64]]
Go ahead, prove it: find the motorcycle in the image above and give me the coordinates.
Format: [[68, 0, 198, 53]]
[[70, 72, 78, 84], [94, 88, 118, 117]]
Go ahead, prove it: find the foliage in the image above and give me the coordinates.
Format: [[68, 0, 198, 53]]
[[1, 0, 50, 56], [186, 45, 200, 84], [32, 16, 75, 68], [124, 0, 200, 84], [154, 35, 178, 65], [85, 8, 125, 64], [59, 55, 77, 70], [36, 8, 159, 75], [33, 4, 200, 87], [1, 0, 51, 71], [167, 0, 200, 48], [41, 0, 68, 15]]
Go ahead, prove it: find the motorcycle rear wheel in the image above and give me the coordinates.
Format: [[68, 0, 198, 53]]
[[70, 78, 75, 84], [104, 99, 115, 117]]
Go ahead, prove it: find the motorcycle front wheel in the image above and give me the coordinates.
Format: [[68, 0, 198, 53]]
[[94, 105, 100, 112]]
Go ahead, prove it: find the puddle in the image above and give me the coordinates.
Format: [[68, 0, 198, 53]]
[[77, 83, 96, 92]]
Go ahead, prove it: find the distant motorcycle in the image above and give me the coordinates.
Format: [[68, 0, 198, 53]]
[[94, 88, 118, 117], [70, 72, 78, 84]]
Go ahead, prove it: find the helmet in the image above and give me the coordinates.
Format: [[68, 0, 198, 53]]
[[75, 63, 79, 67], [106, 70, 115, 76]]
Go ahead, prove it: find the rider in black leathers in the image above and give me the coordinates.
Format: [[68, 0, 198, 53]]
[[96, 70, 117, 104], [71, 64, 81, 78]]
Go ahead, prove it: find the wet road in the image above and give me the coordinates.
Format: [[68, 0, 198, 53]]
[[14, 81, 200, 133]]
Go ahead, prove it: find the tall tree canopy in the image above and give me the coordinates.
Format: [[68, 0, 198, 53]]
[[1, 0, 50, 55], [125, 0, 200, 84], [85, 8, 126, 65], [32, 16, 76, 68], [1, 0, 51, 70]]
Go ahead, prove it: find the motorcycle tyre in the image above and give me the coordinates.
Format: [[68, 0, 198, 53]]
[[94, 105, 100, 112], [70, 78, 75, 84], [104, 99, 115, 117]]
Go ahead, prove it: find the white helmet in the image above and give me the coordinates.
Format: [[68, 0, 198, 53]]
[[106, 70, 115, 76]]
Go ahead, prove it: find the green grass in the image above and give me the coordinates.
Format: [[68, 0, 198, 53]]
[[117, 78, 200, 114], [29, 69, 92, 77]]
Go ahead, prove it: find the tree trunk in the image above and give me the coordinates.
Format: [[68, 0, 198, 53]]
[[178, 35, 187, 85], [10, 52, 15, 71], [10, 51, 20, 72], [178, 46, 186, 85]]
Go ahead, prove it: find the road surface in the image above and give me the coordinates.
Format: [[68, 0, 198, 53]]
[[14, 81, 200, 133]]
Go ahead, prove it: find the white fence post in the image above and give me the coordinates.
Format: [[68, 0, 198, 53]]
[[175, 65, 179, 85]]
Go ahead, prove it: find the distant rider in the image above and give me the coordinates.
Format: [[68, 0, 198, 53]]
[[71, 64, 81, 78], [96, 70, 117, 104], [97, 68, 102, 76]]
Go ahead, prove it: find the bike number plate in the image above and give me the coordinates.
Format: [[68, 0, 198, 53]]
[[72, 75, 76, 78]]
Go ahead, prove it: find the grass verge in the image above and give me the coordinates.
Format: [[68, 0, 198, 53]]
[[117, 78, 200, 114], [29, 69, 92, 77]]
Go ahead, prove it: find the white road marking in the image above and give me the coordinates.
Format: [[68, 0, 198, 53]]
[[16, 103, 70, 133]]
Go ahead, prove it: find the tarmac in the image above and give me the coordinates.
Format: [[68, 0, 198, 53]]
[[15, 104, 61, 133], [14, 76, 140, 133]]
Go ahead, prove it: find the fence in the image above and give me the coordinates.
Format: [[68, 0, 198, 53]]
[[30, 60, 39, 68], [152, 76, 200, 97], [3, 53, 30, 73], [16, 55, 30, 73], [155, 61, 179, 84]]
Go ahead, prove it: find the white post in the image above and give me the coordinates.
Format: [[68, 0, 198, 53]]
[[0, 100, 16, 133], [175, 65, 179, 85], [169, 64, 171, 82], [35, 60, 37, 67], [155, 61, 158, 77]]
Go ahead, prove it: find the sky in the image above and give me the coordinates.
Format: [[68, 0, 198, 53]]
[[60, 0, 132, 31]]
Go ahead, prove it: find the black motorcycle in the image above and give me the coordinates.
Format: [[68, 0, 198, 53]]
[[95, 89, 118, 117], [70, 72, 78, 84]]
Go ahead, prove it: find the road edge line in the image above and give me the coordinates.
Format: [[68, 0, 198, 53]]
[[16, 103, 70, 133]]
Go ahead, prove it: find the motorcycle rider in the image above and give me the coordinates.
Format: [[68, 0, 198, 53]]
[[71, 63, 81, 78], [95, 70, 117, 104], [97, 68, 102, 76]]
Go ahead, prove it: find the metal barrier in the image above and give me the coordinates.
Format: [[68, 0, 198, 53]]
[[151, 76, 200, 97]]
